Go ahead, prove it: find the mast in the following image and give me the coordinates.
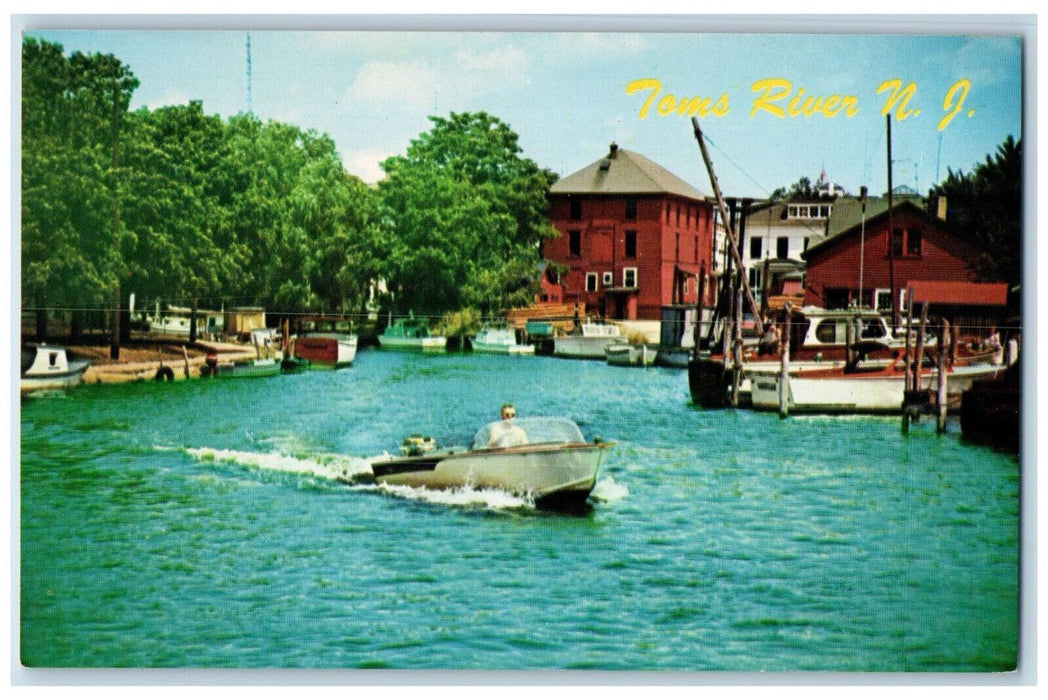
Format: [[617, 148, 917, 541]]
[[691, 117, 763, 336], [887, 115, 898, 326]]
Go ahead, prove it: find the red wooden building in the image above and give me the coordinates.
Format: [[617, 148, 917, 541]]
[[802, 197, 1007, 331], [543, 143, 716, 321]]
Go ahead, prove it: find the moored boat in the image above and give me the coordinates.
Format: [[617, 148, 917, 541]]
[[214, 357, 281, 378], [370, 416, 614, 509], [748, 359, 1003, 414], [553, 321, 624, 359], [604, 343, 657, 367], [378, 316, 447, 352], [21, 344, 90, 393], [292, 316, 358, 368], [471, 323, 535, 355]]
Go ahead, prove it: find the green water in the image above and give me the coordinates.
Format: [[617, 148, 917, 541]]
[[19, 351, 1020, 671]]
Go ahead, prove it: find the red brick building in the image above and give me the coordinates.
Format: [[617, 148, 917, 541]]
[[803, 197, 1005, 327], [543, 143, 716, 321]]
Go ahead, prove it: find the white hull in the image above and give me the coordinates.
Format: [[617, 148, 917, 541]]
[[472, 340, 535, 354], [378, 335, 447, 352], [554, 336, 620, 359], [372, 443, 611, 505], [21, 346, 90, 393], [605, 343, 657, 367], [750, 364, 1003, 413]]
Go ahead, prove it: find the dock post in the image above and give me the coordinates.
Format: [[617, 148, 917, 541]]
[[779, 303, 791, 418], [731, 285, 743, 407], [937, 319, 949, 433], [902, 288, 914, 433]]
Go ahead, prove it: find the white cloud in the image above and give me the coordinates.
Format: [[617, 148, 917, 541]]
[[348, 60, 444, 109], [342, 148, 394, 184]]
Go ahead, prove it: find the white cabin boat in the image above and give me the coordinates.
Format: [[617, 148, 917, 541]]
[[553, 322, 624, 359], [293, 317, 358, 368], [21, 345, 90, 393], [471, 324, 535, 355]]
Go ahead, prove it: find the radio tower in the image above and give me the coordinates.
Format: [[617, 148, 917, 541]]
[[246, 32, 253, 115]]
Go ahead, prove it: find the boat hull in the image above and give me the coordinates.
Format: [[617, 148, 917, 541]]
[[294, 335, 358, 367], [554, 336, 620, 359], [749, 364, 1003, 414], [605, 344, 656, 367], [371, 442, 612, 508], [215, 359, 281, 378], [471, 339, 535, 355], [378, 335, 447, 352], [21, 346, 90, 393]]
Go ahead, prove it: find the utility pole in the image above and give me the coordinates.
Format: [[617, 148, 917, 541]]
[[886, 115, 898, 328]]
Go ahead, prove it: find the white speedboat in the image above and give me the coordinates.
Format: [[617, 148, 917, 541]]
[[471, 324, 535, 355], [553, 322, 624, 359], [604, 343, 657, 367], [370, 417, 615, 509], [21, 344, 90, 393]]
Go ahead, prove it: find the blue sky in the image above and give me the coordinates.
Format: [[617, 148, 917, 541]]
[[22, 17, 1027, 200]]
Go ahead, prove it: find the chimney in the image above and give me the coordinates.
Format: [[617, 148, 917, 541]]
[[609, 142, 619, 157], [935, 195, 947, 221]]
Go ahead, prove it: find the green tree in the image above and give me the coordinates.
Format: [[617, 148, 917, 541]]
[[377, 112, 558, 319], [929, 136, 1022, 287], [21, 38, 139, 341]]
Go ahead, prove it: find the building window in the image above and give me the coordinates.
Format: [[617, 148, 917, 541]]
[[625, 199, 637, 220], [777, 237, 789, 259], [570, 198, 582, 220], [675, 233, 681, 261], [625, 230, 637, 258], [748, 266, 762, 291], [623, 267, 638, 288], [875, 288, 893, 312], [586, 272, 599, 292], [602, 271, 613, 286], [694, 236, 699, 263], [749, 237, 762, 260], [569, 230, 581, 257], [890, 229, 905, 258], [906, 229, 922, 257]]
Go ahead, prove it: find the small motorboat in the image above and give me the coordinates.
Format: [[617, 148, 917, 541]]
[[370, 417, 615, 509], [471, 323, 535, 355], [21, 344, 90, 393], [604, 343, 657, 367]]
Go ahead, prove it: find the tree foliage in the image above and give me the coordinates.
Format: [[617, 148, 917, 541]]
[[929, 136, 1022, 287], [377, 112, 559, 318]]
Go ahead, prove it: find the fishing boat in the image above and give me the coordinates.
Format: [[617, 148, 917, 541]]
[[378, 316, 447, 352], [370, 417, 615, 509], [292, 316, 358, 368], [553, 321, 624, 359], [471, 323, 535, 355], [604, 343, 657, 367], [21, 344, 90, 393], [748, 358, 1003, 414]]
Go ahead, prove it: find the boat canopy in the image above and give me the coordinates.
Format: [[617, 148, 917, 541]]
[[472, 417, 586, 450]]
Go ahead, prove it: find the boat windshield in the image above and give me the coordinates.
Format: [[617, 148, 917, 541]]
[[472, 417, 586, 450]]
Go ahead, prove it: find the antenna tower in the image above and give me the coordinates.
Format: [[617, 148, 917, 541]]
[[246, 32, 253, 114]]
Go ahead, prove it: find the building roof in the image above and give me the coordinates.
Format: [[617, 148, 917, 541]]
[[804, 197, 932, 259], [550, 143, 708, 200], [908, 281, 1009, 306]]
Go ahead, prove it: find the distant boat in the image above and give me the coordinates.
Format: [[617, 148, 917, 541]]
[[604, 343, 657, 367], [21, 344, 90, 393], [378, 316, 447, 352], [292, 316, 358, 368], [471, 324, 535, 355], [214, 357, 281, 379], [553, 321, 624, 359]]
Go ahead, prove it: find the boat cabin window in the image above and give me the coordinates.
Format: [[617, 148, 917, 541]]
[[49, 352, 59, 367], [814, 320, 842, 343], [860, 318, 888, 340]]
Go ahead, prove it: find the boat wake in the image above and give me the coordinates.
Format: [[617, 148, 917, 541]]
[[182, 446, 628, 512]]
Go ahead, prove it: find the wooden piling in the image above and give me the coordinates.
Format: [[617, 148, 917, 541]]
[[779, 303, 791, 418], [731, 285, 743, 407], [902, 288, 914, 433], [937, 319, 949, 433]]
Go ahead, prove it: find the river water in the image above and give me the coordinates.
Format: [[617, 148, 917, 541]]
[[19, 350, 1020, 672]]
